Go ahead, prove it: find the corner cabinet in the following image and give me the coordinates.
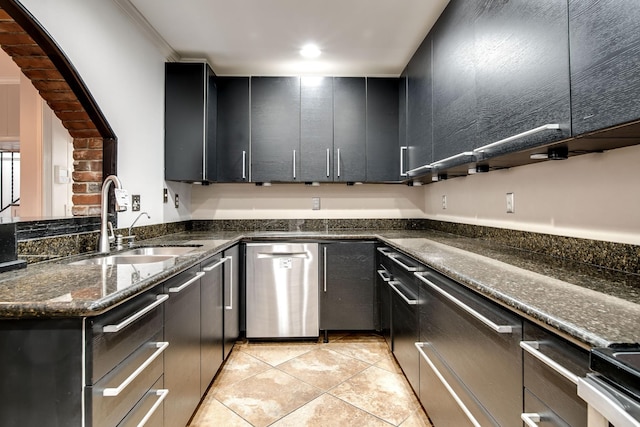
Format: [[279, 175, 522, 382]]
[[165, 62, 217, 183], [250, 77, 301, 183], [216, 77, 250, 182], [320, 241, 375, 340], [569, 0, 640, 136]]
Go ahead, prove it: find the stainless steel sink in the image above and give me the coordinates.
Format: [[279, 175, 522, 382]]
[[69, 254, 176, 266], [119, 246, 198, 256]]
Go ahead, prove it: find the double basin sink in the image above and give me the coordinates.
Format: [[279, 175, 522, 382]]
[[69, 246, 198, 266]]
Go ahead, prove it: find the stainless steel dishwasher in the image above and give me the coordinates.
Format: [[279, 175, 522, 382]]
[[245, 242, 319, 339]]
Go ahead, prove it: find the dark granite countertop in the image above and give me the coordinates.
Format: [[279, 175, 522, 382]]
[[0, 229, 638, 349]]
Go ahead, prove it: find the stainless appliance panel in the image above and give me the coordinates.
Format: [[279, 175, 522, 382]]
[[246, 243, 319, 338]]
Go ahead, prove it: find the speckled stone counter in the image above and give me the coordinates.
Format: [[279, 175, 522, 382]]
[[0, 228, 638, 350]]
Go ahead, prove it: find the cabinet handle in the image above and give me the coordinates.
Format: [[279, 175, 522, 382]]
[[257, 252, 308, 259], [224, 256, 233, 310], [415, 342, 482, 427], [400, 146, 408, 177], [103, 294, 168, 333], [473, 123, 561, 154], [521, 413, 541, 427], [520, 341, 579, 385], [389, 254, 418, 272], [377, 269, 391, 282], [326, 148, 330, 177], [102, 342, 169, 397], [337, 148, 341, 177], [293, 149, 297, 179], [323, 246, 327, 292], [415, 273, 513, 334], [389, 281, 417, 305], [203, 257, 227, 272], [138, 389, 169, 427], [242, 151, 247, 180], [169, 271, 205, 293], [376, 246, 394, 256]]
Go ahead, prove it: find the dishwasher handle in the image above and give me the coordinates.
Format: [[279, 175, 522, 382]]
[[257, 252, 309, 259]]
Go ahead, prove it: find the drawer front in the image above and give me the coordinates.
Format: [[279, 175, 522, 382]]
[[524, 389, 571, 427], [418, 270, 522, 427], [90, 333, 166, 427], [89, 285, 165, 384], [391, 280, 419, 393], [523, 322, 588, 427], [118, 376, 166, 427]]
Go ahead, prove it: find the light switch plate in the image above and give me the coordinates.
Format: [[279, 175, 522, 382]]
[[506, 192, 515, 213], [312, 197, 320, 210], [174, 194, 179, 209]]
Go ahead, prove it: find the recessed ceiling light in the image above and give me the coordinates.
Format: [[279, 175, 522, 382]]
[[300, 44, 321, 58]]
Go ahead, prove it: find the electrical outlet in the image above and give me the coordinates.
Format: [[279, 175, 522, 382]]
[[163, 188, 168, 203], [174, 194, 179, 209], [312, 197, 321, 210], [506, 192, 515, 213], [442, 195, 447, 210], [131, 195, 140, 211]]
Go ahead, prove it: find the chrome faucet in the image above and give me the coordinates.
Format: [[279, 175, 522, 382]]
[[98, 175, 125, 253], [123, 212, 150, 247]]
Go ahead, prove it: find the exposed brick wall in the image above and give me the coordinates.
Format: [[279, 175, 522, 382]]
[[0, 8, 103, 216]]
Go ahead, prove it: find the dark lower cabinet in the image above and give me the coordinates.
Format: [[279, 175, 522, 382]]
[[216, 77, 250, 182], [390, 277, 419, 393], [251, 76, 300, 182], [164, 266, 202, 427], [320, 242, 375, 335], [366, 78, 399, 182], [569, 0, 640, 136], [333, 77, 366, 182], [200, 256, 224, 396], [375, 263, 392, 349]]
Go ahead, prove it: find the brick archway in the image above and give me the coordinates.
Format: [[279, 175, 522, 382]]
[[0, 2, 117, 216]]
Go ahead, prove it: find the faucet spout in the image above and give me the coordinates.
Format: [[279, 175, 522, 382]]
[[129, 212, 150, 237], [98, 175, 124, 253]]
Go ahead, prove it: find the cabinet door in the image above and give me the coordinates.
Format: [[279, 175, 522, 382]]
[[251, 77, 300, 182], [406, 35, 433, 170], [398, 71, 408, 178], [165, 62, 216, 182], [223, 245, 240, 360], [320, 242, 375, 331], [300, 76, 333, 182], [569, 0, 640, 135], [216, 77, 250, 182], [366, 78, 400, 182], [432, 0, 478, 162], [163, 267, 201, 427], [476, 0, 571, 155], [200, 257, 224, 396], [333, 77, 366, 182]]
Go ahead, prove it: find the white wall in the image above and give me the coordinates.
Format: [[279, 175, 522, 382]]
[[19, 0, 188, 226], [423, 144, 640, 245], [191, 183, 426, 219]]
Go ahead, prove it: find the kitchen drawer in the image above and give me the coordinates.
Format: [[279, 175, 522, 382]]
[[524, 389, 571, 427], [88, 285, 166, 384], [522, 322, 588, 427], [118, 376, 166, 427], [390, 277, 419, 393], [417, 270, 523, 427], [89, 332, 166, 427]]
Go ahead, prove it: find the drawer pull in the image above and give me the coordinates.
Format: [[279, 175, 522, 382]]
[[376, 247, 394, 256], [203, 256, 229, 272], [400, 146, 408, 177], [137, 389, 169, 427], [415, 273, 513, 334], [169, 271, 205, 293], [521, 413, 541, 427], [389, 255, 418, 272], [377, 269, 391, 282], [103, 294, 168, 333], [389, 281, 417, 305], [323, 247, 327, 292], [415, 342, 482, 427], [520, 341, 579, 385], [102, 342, 168, 397]]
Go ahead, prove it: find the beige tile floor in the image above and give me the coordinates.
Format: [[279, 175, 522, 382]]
[[189, 333, 433, 427]]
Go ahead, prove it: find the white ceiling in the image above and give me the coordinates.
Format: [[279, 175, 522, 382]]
[[123, 0, 450, 76]]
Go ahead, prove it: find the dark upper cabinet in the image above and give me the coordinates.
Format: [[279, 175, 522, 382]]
[[475, 0, 571, 156], [333, 77, 367, 182], [366, 78, 400, 182], [251, 77, 301, 182], [398, 71, 408, 178], [432, 0, 478, 162], [406, 35, 434, 171], [165, 62, 216, 182], [299, 76, 333, 182], [216, 77, 250, 182], [569, 0, 640, 136]]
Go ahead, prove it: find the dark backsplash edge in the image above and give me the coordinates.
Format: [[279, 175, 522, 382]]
[[15, 218, 640, 274]]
